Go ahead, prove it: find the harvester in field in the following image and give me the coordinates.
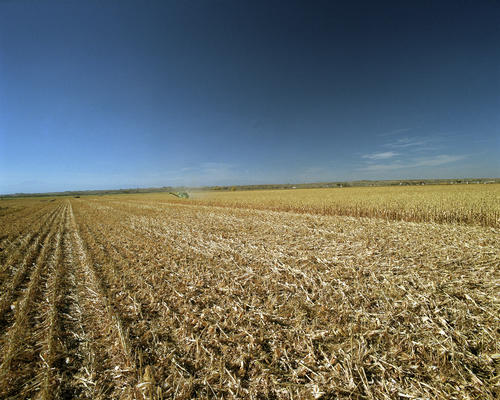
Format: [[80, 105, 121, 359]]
[[170, 191, 189, 199]]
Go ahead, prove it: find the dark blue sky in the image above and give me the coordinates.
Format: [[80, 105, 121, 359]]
[[1, 0, 499, 193]]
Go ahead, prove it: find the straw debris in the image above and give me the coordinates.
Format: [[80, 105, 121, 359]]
[[0, 190, 498, 398]]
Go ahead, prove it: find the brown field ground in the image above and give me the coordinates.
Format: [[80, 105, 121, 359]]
[[0, 185, 499, 399]]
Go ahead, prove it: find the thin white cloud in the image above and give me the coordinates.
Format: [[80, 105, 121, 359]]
[[362, 151, 398, 160], [413, 154, 466, 167], [384, 137, 430, 149], [358, 154, 467, 172]]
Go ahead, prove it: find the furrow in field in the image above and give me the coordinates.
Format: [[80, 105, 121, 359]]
[[0, 203, 63, 324], [0, 201, 57, 261], [0, 201, 60, 271], [67, 203, 137, 399], [0, 201, 51, 244], [34, 203, 87, 400], [0, 210, 31, 249], [0, 204, 65, 398], [59, 206, 100, 400], [72, 206, 173, 398], [0, 203, 62, 286], [74, 213, 137, 366]]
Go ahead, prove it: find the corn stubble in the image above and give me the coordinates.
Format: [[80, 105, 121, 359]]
[[0, 188, 498, 399]]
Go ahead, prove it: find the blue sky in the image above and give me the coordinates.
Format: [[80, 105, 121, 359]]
[[0, 0, 499, 193]]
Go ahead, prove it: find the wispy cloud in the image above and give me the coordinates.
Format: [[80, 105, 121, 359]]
[[358, 154, 467, 172], [383, 137, 431, 149], [413, 154, 466, 167], [362, 151, 398, 160]]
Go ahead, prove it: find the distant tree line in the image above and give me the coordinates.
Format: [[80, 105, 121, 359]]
[[1, 178, 498, 198]]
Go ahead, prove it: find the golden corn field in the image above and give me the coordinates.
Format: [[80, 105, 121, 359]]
[[188, 184, 500, 228], [0, 185, 499, 399]]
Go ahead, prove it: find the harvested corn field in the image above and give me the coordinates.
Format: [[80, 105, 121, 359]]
[[0, 189, 499, 399]]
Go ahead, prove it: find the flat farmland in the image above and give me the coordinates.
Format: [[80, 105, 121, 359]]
[[0, 186, 499, 399]]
